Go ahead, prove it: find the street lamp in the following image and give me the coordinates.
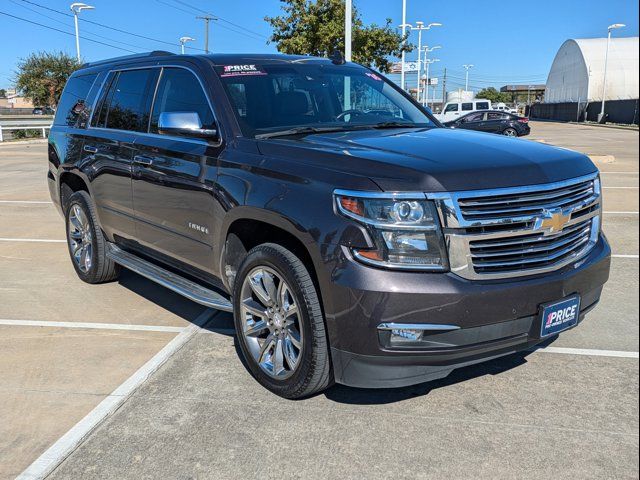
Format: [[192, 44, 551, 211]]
[[70, 3, 94, 62], [599, 23, 626, 123], [399, 22, 442, 99], [424, 58, 440, 107], [179, 36, 196, 54], [462, 64, 474, 91]]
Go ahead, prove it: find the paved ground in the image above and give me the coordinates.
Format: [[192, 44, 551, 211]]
[[0, 121, 638, 479]]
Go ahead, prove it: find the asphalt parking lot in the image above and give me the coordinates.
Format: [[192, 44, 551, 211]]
[[0, 121, 638, 480]]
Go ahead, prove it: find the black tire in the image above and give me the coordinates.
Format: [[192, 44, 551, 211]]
[[64, 191, 119, 284], [233, 243, 333, 399], [503, 127, 518, 137]]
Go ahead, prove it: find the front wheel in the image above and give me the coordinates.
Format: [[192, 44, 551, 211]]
[[233, 243, 332, 399], [503, 127, 518, 137]]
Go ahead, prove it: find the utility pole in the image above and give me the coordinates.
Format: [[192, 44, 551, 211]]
[[599, 23, 625, 123], [400, 0, 407, 91], [70, 3, 94, 62], [197, 15, 215, 53], [344, 0, 352, 109], [441, 68, 447, 110]]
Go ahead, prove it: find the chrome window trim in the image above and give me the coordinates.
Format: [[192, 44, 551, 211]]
[[85, 63, 223, 146]]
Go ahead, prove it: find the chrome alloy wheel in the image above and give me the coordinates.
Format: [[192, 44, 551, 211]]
[[68, 204, 93, 273], [504, 128, 518, 137], [239, 266, 303, 379]]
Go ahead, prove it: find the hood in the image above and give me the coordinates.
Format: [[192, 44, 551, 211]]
[[256, 127, 597, 192]]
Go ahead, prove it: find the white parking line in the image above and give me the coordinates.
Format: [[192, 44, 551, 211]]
[[0, 319, 186, 333], [0, 238, 65, 243], [0, 200, 53, 204], [533, 346, 639, 359], [17, 308, 215, 480], [604, 211, 639, 215], [612, 254, 639, 259], [602, 186, 639, 189]]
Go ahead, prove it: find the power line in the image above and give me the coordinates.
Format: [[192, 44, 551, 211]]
[[16, 0, 205, 52], [156, 0, 268, 41], [9, 0, 148, 53], [0, 9, 139, 54]]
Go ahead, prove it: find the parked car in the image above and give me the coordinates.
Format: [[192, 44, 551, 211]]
[[32, 106, 55, 115], [445, 110, 531, 136], [436, 99, 492, 122], [494, 102, 518, 114], [48, 52, 610, 399]]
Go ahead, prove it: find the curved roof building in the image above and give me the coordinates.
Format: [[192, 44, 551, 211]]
[[544, 37, 639, 104]]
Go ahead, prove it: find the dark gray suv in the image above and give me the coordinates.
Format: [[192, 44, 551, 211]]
[[48, 51, 611, 398]]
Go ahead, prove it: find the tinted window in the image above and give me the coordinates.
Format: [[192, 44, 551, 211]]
[[476, 101, 490, 110], [54, 73, 97, 126], [444, 103, 459, 113], [150, 68, 214, 133], [487, 112, 508, 120], [102, 69, 155, 132], [216, 64, 435, 137], [461, 102, 473, 111], [462, 112, 484, 123]]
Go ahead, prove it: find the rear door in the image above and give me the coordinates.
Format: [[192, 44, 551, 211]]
[[483, 111, 509, 133], [131, 66, 222, 272], [81, 68, 158, 241], [458, 112, 485, 130]]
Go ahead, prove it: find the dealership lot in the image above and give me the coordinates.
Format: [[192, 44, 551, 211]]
[[0, 122, 638, 479]]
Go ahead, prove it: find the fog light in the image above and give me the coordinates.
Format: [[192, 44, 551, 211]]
[[390, 328, 423, 344]]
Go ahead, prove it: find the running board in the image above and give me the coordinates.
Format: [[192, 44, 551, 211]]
[[106, 244, 233, 312]]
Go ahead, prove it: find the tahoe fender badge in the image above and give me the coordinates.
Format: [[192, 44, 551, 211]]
[[188, 222, 209, 235]]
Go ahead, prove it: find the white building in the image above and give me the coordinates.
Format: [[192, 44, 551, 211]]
[[545, 37, 639, 104]]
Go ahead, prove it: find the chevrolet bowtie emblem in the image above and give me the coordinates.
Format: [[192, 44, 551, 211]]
[[535, 208, 572, 234]]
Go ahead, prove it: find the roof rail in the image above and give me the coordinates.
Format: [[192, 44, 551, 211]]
[[82, 51, 175, 68]]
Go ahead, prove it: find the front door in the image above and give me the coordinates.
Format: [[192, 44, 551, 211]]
[[131, 67, 223, 273]]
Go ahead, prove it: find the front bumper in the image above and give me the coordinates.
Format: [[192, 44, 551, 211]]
[[321, 234, 611, 389]]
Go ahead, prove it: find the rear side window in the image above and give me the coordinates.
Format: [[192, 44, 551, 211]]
[[54, 73, 97, 126], [461, 103, 473, 111], [476, 101, 490, 110], [150, 68, 215, 133], [95, 69, 156, 132], [487, 112, 508, 120]]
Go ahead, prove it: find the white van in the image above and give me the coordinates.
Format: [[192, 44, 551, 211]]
[[437, 99, 492, 123]]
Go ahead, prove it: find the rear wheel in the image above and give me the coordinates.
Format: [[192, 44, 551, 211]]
[[503, 127, 518, 137], [233, 243, 332, 399], [65, 191, 119, 284]]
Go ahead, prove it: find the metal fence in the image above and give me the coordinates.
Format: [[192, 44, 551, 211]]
[[0, 118, 53, 142]]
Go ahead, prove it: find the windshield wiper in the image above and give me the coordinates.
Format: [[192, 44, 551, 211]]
[[370, 122, 431, 129], [255, 126, 356, 139]]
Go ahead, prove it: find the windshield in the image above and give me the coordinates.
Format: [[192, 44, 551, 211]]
[[216, 63, 437, 138]]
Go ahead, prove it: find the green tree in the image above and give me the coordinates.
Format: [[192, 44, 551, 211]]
[[0, 88, 6, 98], [15, 51, 81, 107], [265, 0, 412, 73], [476, 87, 511, 104]]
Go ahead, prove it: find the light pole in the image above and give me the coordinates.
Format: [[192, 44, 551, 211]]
[[344, 0, 353, 109], [400, 0, 407, 91], [599, 23, 626, 123], [196, 15, 216, 53], [70, 3, 94, 62], [424, 58, 440, 107], [399, 22, 442, 100], [179, 36, 195, 54], [462, 64, 474, 91]]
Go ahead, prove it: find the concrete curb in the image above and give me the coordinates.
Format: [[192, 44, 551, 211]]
[[0, 139, 48, 146]]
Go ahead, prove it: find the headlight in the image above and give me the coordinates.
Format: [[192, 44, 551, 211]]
[[334, 191, 449, 271]]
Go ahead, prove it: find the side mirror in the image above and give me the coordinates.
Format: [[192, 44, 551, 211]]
[[158, 111, 218, 140]]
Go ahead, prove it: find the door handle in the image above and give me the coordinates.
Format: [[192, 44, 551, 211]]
[[133, 155, 154, 166], [83, 145, 98, 154]]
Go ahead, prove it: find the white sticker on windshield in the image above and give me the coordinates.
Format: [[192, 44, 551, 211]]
[[220, 65, 267, 77]]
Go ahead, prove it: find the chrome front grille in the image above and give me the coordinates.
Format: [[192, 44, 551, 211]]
[[429, 173, 602, 280]]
